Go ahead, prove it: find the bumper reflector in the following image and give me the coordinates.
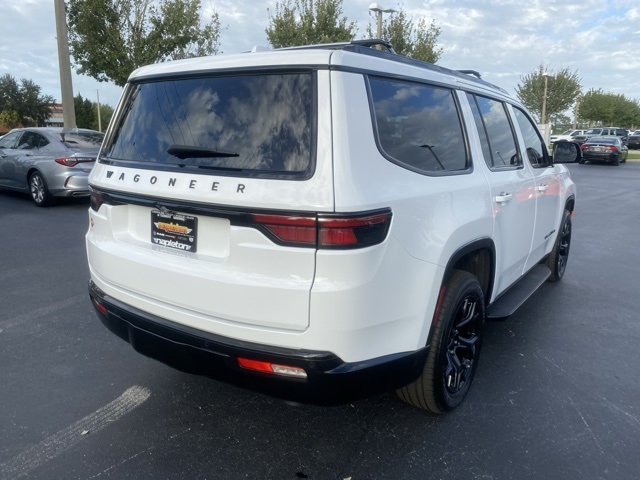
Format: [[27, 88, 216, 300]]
[[238, 358, 308, 378]]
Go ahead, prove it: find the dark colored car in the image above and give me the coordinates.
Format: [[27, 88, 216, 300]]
[[627, 130, 640, 150], [579, 137, 628, 166], [0, 127, 104, 206]]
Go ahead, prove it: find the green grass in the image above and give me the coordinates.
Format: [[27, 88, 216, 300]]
[[628, 151, 640, 160]]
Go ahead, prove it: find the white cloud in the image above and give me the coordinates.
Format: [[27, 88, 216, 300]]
[[1, 0, 639, 118]]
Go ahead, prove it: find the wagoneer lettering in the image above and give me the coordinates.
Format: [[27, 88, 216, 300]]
[[86, 39, 578, 413], [103, 169, 247, 193]]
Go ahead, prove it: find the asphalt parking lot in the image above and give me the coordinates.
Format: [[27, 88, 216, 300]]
[[1, 162, 639, 480]]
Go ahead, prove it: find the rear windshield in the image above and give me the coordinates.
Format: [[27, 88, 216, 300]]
[[59, 132, 104, 149], [586, 137, 615, 144], [102, 73, 314, 177]]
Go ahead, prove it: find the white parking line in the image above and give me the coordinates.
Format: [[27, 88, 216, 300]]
[[0, 294, 86, 331], [0, 386, 151, 479]]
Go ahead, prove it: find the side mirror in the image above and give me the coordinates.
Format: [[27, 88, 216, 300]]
[[553, 141, 581, 163]]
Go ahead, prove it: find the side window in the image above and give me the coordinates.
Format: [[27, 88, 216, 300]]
[[466, 93, 493, 168], [512, 107, 550, 167], [369, 77, 468, 174], [471, 94, 520, 169], [0, 131, 22, 149], [16, 132, 46, 150]]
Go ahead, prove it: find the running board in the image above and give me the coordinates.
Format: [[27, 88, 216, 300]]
[[486, 264, 551, 321]]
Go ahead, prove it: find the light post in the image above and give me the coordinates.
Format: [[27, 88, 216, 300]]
[[54, 0, 76, 128], [96, 89, 102, 132], [369, 3, 396, 39], [541, 71, 550, 126]]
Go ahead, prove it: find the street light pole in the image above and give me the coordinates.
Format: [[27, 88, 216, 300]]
[[54, 0, 76, 129], [369, 3, 396, 39], [96, 89, 102, 132], [541, 72, 550, 126]]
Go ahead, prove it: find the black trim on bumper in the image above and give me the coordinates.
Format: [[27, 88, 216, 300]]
[[89, 281, 428, 405]]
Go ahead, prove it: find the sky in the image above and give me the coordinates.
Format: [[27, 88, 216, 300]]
[[1, 0, 639, 115]]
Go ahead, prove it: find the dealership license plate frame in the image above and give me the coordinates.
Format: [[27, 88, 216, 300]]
[[151, 210, 198, 253]]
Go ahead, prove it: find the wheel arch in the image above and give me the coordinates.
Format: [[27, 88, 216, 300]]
[[564, 194, 576, 214], [441, 238, 496, 307], [26, 167, 44, 187]]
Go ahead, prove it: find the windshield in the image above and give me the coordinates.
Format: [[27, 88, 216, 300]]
[[103, 72, 314, 177]]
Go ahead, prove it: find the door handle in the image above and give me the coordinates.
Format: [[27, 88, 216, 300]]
[[494, 193, 513, 203], [537, 184, 549, 193]]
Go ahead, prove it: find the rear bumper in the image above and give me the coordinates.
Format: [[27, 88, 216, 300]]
[[88, 281, 428, 405], [51, 172, 90, 197], [582, 153, 621, 163]]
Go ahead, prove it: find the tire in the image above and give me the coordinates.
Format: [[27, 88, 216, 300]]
[[397, 270, 485, 413], [612, 157, 620, 166], [29, 171, 53, 207], [546, 209, 572, 282]]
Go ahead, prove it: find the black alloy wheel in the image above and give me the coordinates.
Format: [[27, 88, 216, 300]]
[[546, 209, 572, 282], [397, 270, 485, 413], [444, 295, 482, 396]]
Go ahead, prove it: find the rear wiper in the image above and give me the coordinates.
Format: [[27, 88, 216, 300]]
[[167, 144, 239, 160]]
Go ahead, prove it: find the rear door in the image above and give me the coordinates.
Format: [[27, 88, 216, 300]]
[[511, 107, 563, 270], [466, 93, 536, 296]]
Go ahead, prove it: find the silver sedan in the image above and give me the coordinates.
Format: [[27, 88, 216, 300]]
[[0, 127, 104, 206]]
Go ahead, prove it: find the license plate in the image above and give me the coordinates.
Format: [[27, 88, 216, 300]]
[[593, 146, 604, 152], [151, 210, 198, 253]]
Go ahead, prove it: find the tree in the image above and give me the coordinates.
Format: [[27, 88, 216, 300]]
[[67, 0, 221, 87], [0, 74, 54, 127], [515, 65, 582, 123], [578, 89, 640, 127], [366, 7, 443, 63], [266, 0, 357, 48], [72, 94, 115, 131], [93, 103, 115, 132], [74, 94, 95, 128], [0, 109, 20, 129]]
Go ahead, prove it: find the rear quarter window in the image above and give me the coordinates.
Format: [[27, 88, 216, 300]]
[[368, 77, 468, 174], [103, 73, 314, 178]]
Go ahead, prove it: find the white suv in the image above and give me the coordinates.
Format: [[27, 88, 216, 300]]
[[86, 40, 579, 413]]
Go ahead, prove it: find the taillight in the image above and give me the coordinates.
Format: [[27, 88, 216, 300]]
[[580, 145, 588, 150], [55, 157, 95, 167], [319, 212, 391, 247], [251, 214, 316, 246], [91, 297, 108, 315], [250, 209, 392, 249], [607, 146, 618, 152], [237, 358, 307, 378], [89, 187, 104, 212]]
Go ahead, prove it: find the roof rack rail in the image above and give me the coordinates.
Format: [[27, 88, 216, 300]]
[[266, 39, 508, 96], [458, 70, 482, 79], [279, 39, 396, 54]]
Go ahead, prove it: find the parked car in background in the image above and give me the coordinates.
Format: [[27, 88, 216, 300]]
[[572, 128, 603, 145], [627, 130, 640, 149], [598, 127, 629, 144], [580, 136, 628, 165], [549, 129, 586, 144], [0, 127, 104, 206]]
